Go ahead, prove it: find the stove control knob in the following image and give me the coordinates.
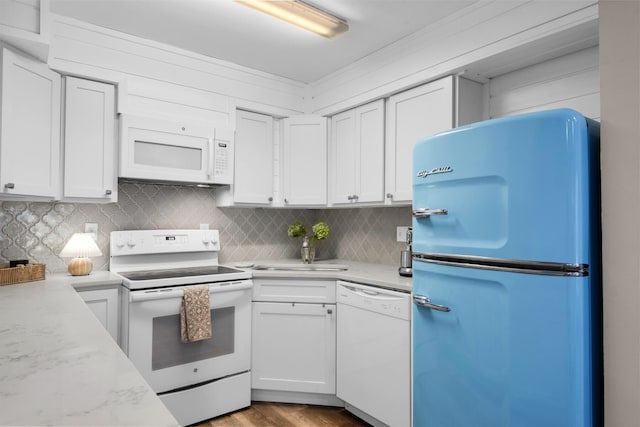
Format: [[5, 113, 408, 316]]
[[127, 238, 136, 248], [210, 236, 219, 246], [202, 235, 210, 245], [115, 238, 125, 249]]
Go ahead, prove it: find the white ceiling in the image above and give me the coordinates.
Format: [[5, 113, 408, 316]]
[[50, 0, 478, 84]]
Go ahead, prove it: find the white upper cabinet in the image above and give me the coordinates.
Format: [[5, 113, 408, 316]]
[[330, 99, 384, 206], [218, 110, 274, 206], [0, 45, 60, 199], [385, 75, 482, 204], [63, 76, 117, 202], [282, 115, 327, 206]]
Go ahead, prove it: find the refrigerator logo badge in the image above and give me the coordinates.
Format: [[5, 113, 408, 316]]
[[417, 166, 453, 178]]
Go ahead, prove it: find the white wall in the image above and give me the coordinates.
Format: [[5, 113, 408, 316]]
[[600, 1, 640, 426], [488, 46, 599, 119], [47, 14, 308, 125], [310, 1, 598, 116]]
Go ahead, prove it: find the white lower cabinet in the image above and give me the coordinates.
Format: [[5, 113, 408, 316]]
[[77, 287, 119, 343], [252, 301, 336, 394], [251, 278, 336, 400]]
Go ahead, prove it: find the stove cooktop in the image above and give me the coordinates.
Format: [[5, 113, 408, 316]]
[[119, 265, 245, 281]]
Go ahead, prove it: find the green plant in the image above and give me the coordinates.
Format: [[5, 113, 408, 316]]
[[288, 221, 330, 246]]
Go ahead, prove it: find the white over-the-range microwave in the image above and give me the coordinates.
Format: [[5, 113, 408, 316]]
[[119, 114, 233, 186]]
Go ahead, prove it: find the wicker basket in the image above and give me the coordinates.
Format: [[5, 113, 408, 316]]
[[0, 263, 46, 286]]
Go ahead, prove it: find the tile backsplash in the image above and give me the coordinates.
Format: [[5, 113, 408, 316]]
[[0, 182, 412, 273]]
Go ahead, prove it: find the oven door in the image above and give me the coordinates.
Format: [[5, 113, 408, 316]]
[[126, 280, 252, 393]]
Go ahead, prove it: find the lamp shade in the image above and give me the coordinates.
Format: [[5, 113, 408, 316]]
[[60, 233, 103, 258], [60, 233, 102, 275]]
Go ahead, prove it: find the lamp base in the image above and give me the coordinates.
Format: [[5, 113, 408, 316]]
[[68, 257, 93, 276]]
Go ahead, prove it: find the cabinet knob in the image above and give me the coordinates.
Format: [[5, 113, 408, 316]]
[[327, 308, 333, 314], [105, 189, 112, 195], [181, 126, 186, 131], [353, 194, 359, 200], [284, 198, 289, 204], [4, 182, 15, 189], [386, 193, 393, 199], [347, 195, 353, 201], [268, 196, 273, 202]]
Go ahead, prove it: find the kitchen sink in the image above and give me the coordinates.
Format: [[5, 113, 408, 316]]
[[252, 263, 349, 271]]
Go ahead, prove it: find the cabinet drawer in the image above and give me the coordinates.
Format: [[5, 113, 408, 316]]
[[252, 279, 335, 303]]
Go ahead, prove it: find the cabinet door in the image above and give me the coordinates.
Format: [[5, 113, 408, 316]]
[[77, 287, 119, 343], [385, 76, 454, 204], [282, 116, 327, 206], [0, 46, 60, 198], [233, 110, 273, 204], [63, 76, 116, 201], [252, 302, 336, 394], [355, 100, 384, 203], [330, 109, 356, 204]]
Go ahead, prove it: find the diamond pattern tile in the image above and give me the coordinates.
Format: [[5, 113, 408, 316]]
[[0, 182, 412, 273]]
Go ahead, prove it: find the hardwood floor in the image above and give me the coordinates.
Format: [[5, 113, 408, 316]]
[[194, 402, 371, 427]]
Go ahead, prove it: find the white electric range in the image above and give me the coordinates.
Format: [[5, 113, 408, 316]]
[[110, 229, 252, 426]]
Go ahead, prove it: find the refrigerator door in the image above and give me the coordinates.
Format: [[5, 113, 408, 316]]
[[412, 109, 599, 266], [412, 261, 597, 427]]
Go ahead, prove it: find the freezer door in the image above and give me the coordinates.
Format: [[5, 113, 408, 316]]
[[412, 109, 599, 265], [412, 261, 600, 427]]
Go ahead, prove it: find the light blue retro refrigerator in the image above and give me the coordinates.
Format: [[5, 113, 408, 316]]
[[411, 109, 602, 427]]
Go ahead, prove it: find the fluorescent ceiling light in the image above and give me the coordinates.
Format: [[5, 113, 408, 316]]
[[235, 0, 349, 39]]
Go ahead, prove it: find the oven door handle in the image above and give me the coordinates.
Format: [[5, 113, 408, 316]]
[[129, 281, 252, 302]]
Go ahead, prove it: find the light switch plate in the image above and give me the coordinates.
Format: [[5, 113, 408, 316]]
[[396, 226, 409, 242], [85, 223, 98, 241]]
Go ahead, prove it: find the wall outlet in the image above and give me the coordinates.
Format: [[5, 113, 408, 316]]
[[84, 223, 98, 241], [396, 226, 410, 242], [199, 223, 210, 230]]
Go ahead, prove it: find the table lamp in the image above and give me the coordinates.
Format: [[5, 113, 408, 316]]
[[59, 233, 103, 276]]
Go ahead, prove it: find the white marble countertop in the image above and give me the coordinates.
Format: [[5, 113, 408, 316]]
[[0, 260, 408, 426], [0, 272, 179, 427], [235, 259, 413, 292]]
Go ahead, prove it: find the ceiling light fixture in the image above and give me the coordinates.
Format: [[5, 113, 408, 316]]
[[235, 0, 348, 39]]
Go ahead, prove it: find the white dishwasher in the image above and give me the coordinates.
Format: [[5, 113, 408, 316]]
[[336, 280, 411, 427]]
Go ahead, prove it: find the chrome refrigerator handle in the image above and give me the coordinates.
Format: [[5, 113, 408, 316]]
[[412, 208, 448, 218], [413, 295, 451, 312]]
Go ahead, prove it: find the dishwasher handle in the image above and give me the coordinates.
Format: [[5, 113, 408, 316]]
[[338, 283, 407, 302]]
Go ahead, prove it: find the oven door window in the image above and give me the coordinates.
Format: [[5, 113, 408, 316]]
[[152, 306, 234, 370]]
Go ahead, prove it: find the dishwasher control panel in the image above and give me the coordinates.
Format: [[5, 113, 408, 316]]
[[336, 280, 411, 320]]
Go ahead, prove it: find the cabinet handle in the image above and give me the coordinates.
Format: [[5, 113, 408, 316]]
[[105, 189, 112, 195], [386, 193, 393, 199], [4, 182, 15, 189], [327, 308, 333, 314]]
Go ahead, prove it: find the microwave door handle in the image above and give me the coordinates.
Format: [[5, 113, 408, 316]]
[[207, 138, 214, 179]]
